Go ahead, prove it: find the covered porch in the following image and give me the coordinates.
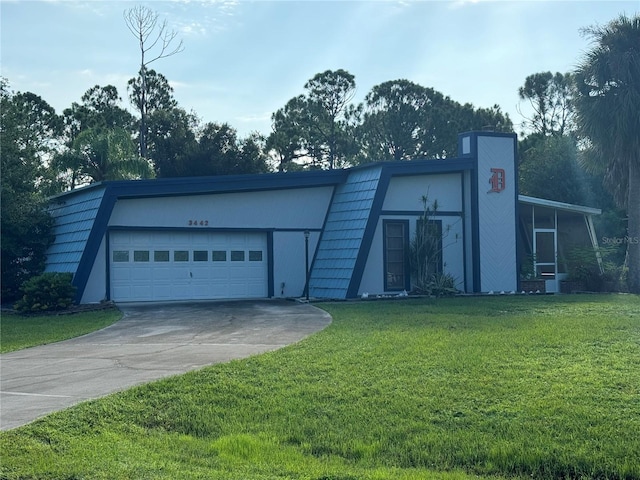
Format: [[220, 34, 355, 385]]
[[518, 195, 602, 293]]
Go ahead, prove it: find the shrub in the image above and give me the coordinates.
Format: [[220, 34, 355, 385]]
[[15, 272, 76, 312], [428, 272, 458, 297], [565, 246, 626, 292]]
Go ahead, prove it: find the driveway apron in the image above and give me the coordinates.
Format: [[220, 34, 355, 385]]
[[0, 300, 331, 430]]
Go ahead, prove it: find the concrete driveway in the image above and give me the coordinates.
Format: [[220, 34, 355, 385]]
[[0, 300, 331, 430]]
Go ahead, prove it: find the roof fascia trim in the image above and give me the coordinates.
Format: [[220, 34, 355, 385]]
[[518, 195, 601, 215]]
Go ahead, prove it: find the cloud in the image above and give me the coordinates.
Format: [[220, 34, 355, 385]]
[[176, 20, 209, 36], [447, 0, 491, 9], [169, 0, 241, 36], [235, 112, 271, 123], [169, 80, 192, 89]]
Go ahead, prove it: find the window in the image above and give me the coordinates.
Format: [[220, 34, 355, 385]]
[[249, 250, 263, 262], [212, 250, 227, 262], [193, 250, 208, 262], [133, 250, 150, 262], [174, 250, 189, 262], [231, 250, 245, 262], [384, 221, 408, 291], [113, 251, 129, 262], [154, 250, 170, 262]]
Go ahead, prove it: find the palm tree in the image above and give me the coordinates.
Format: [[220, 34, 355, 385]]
[[574, 14, 640, 293], [54, 127, 154, 188]]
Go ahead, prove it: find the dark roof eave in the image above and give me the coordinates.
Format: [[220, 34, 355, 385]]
[[48, 156, 475, 202]]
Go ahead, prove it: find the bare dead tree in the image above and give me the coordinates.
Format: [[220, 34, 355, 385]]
[[124, 5, 184, 159]]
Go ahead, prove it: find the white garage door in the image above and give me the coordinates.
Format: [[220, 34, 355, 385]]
[[110, 231, 268, 302]]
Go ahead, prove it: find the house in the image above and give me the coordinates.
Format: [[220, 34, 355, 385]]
[[45, 131, 601, 304]]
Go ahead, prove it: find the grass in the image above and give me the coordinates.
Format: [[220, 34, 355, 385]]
[[0, 308, 122, 353], [1, 294, 639, 479]]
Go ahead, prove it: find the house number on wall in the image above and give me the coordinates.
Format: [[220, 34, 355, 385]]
[[188, 220, 209, 226]]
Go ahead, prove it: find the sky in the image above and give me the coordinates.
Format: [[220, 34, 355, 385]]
[[1, 0, 638, 139]]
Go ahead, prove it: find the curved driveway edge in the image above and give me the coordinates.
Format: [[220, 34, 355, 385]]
[[0, 300, 331, 430]]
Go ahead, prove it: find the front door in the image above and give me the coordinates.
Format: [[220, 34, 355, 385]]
[[534, 230, 557, 293]]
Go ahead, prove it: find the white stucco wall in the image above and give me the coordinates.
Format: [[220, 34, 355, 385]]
[[383, 174, 463, 212], [109, 187, 334, 230], [476, 135, 518, 292], [273, 231, 320, 298], [81, 238, 107, 304]]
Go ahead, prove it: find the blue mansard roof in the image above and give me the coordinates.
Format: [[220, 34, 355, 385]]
[[309, 166, 384, 299]]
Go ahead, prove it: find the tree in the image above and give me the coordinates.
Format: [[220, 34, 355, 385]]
[[146, 107, 198, 177], [574, 14, 640, 293], [127, 67, 178, 161], [518, 72, 575, 136], [516, 71, 582, 203], [356, 80, 513, 163], [466, 104, 514, 134], [304, 69, 357, 169], [237, 132, 270, 175], [124, 5, 183, 159], [269, 71, 512, 169], [187, 123, 269, 176], [62, 85, 134, 141], [267, 96, 308, 172], [267, 70, 358, 170], [358, 80, 455, 162], [127, 68, 177, 116], [55, 127, 154, 184], [0, 80, 56, 301], [3, 89, 62, 159], [518, 135, 588, 205], [58, 85, 135, 188]]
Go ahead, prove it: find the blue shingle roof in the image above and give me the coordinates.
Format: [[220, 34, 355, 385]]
[[45, 186, 106, 275], [309, 166, 383, 299]]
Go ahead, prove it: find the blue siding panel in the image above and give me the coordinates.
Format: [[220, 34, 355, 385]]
[[45, 187, 106, 275], [309, 166, 383, 299]]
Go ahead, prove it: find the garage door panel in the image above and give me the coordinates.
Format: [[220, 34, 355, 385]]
[[111, 268, 130, 282], [152, 287, 174, 300], [132, 286, 153, 298], [131, 268, 152, 281], [153, 268, 174, 280], [112, 286, 131, 299], [246, 283, 266, 297], [229, 283, 249, 297], [210, 270, 231, 280], [109, 231, 268, 302]]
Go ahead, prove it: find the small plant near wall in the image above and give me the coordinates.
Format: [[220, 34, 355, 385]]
[[520, 254, 536, 280], [15, 272, 76, 312], [519, 254, 546, 292], [409, 193, 459, 297], [428, 272, 459, 297]]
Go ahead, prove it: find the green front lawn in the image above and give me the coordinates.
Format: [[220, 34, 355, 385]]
[[1, 295, 638, 479], [0, 308, 122, 353]]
